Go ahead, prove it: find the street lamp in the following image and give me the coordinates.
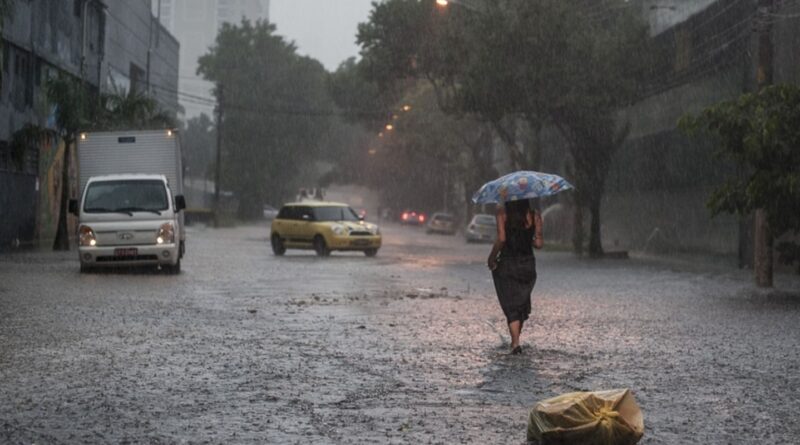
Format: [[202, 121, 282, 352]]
[[435, 0, 482, 13]]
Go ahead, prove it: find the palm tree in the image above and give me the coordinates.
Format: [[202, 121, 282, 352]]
[[47, 75, 92, 251]]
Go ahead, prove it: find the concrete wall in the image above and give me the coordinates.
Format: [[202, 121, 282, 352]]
[[0, 1, 103, 142], [0, 0, 180, 247], [605, 0, 800, 258]]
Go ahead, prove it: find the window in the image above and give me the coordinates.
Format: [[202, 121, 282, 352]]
[[2, 43, 9, 74], [0, 141, 9, 171], [277, 206, 297, 220], [312, 206, 360, 222], [129, 63, 146, 94], [297, 207, 315, 221], [84, 180, 169, 213]]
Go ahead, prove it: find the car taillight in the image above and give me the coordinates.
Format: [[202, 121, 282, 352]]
[[402, 212, 409, 220], [419, 215, 425, 222]]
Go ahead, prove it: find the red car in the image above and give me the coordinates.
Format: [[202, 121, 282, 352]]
[[400, 210, 426, 225]]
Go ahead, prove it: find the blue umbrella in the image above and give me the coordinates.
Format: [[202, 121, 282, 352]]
[[472, 171, 574, 204]]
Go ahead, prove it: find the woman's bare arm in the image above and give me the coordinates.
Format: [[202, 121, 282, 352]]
[[533, 211, 543, 249], [488, 208, 506, 270]]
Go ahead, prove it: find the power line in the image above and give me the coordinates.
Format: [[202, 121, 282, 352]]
[[148, 82, 387, 119]]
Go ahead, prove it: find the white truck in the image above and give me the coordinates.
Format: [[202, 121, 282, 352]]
[[69, 129, 186, 273]]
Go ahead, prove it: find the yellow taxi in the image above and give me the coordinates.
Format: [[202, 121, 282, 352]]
[[270, 202, 382, 257]]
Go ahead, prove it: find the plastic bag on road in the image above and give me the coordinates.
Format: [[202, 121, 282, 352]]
[[527, 388, 644, 445]]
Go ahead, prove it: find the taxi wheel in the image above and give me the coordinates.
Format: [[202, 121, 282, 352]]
[[313, 235, 331, 257], [364, 248, 378, 257], [271, 234, 286, 256]]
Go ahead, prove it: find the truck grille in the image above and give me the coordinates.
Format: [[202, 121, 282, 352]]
[[96, 255, 159, 262]]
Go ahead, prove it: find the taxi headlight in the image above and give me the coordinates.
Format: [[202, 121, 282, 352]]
[[157, 222, 175, 244], [331, 225, 347, 236], [79, 225, 97, 247]]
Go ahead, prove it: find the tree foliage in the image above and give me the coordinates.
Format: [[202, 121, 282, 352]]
[[197, 20, 334, 218], [356, 0, 651, 255], [680, 84, 800, 270], [182, 113, 216, 180]]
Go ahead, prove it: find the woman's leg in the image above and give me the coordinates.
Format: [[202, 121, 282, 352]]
[[508, 320, 522, 349]]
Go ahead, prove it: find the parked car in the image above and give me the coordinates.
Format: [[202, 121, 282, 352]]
[[263, 204, 279, 220], [270, 202, 382, 257], [465, 213, 497, 243], [426, 212, 457, 235], [400, 210, 426, 226]]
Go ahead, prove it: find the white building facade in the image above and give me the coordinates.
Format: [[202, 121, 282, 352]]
[[154, 0, 271, 119]]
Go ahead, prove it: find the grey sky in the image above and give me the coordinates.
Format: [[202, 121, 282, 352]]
[[270, 0, 376, 72]]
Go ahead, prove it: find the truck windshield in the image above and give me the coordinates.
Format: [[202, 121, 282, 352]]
[[312, 206, 360, 222], [84, 180, 169, 214]]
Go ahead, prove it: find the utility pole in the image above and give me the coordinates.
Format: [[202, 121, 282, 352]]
[[754, 0, 774, 287], [214, 84, 223, 228]]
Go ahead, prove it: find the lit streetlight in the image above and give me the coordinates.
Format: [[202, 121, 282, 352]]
[[435, 0, 483, 13], [385, 123, 394, 131]]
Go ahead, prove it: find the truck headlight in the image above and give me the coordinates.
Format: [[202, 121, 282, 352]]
[[79, 225, 97, 247], [157, 222, 175, 244], [331, 225, 347, 236]]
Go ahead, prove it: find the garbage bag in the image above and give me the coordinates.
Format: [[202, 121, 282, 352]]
[[527, 388, 644, 445]]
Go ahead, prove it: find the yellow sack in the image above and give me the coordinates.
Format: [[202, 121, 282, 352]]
[[527, 388, 644, 445]]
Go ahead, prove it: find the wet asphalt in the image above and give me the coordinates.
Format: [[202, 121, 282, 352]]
[[1, 223, 799, 444]]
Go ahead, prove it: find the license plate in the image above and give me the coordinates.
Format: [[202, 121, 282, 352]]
[[114, 248, 138, 257], [351, 239, 370, 247]]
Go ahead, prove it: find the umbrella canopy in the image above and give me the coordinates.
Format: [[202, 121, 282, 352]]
[[472, 170, 573, 204]]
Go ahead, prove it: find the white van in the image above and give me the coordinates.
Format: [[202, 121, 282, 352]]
[[70, 130, 186, 273]]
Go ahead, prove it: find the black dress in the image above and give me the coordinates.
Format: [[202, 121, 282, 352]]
[[491, 221, 537, 324]]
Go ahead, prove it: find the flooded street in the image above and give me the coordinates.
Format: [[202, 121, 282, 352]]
[[1, 223, 799, 444]]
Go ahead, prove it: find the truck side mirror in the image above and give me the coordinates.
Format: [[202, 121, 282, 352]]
[[68, 199, 78, 215], [175, 195, 186, 212]]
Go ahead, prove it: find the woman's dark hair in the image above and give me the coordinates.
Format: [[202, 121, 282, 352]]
[[504, 199, 531, 229]]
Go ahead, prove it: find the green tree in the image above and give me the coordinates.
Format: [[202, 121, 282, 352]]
[[182, 113, 216, 181], [357, 0, 651, 256], [680, 84, 800, 285], [47, 75, 93, 251], [198, 20, 334, 218], [328, 57, 497, 219]]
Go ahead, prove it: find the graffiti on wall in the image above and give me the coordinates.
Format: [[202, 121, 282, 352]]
[[36, 133, 78, 246]]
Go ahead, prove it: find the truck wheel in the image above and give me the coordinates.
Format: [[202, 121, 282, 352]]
[[364, 248, 378, 257], [313, 235, 330, 257], [163, 259, 181, 274], [271, 234, 286, 256]]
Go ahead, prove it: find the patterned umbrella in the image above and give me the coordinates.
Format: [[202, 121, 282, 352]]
[[472, 171, 574, 204]]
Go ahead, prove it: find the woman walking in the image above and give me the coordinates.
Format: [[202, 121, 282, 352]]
[[487, 199, 543, 355]]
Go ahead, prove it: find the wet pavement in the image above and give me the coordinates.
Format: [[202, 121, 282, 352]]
[[1, 223, 799, 444]]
